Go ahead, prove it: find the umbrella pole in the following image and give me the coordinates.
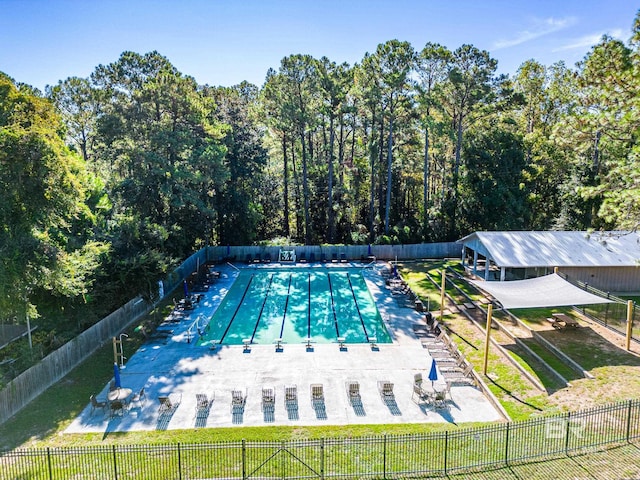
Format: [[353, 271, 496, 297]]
[[483, 304, 493, 375]]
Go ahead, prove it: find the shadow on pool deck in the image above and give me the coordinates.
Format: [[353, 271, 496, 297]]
[[65, 263, 503, 434]]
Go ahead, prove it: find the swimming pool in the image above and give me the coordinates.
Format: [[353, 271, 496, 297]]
[[198, 267, 391, 346]]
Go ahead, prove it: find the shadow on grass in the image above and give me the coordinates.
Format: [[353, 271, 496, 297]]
[[485, 376, 543, 412]]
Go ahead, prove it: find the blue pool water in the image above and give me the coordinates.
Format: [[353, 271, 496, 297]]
[[198, 268, 391, 346]]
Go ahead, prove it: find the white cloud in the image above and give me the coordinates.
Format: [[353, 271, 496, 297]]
[[552, 28, 626, 52], [493, 16, 577, 50]]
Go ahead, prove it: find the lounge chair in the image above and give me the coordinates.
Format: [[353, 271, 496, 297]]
[[309, 252, 316, 262], [261, 387, 276, 410], [310, 384, 324, 404], [378, 381, 394, 399], [231, 389, 247, 412], [90, 394, 107, 414], [195, 393, 213, 417], [320, 253, 327, 263], [414, 373, 423, 386], [253, 253, 261, 263], [331, 252, 338, 263], [263, 252, 272, 263], [346, 381, 360, 402], [340, 252, 347, 263], [245, 253, 252, 263], [284, 385, 298, 406], [158, 393, 181, 414], [299, 252, 307, 263]]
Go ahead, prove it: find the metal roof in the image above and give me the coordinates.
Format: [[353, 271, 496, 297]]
[[458, 231, 640, 268]]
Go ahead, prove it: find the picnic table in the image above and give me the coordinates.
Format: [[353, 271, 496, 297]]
[[548, 313, 579, 330]]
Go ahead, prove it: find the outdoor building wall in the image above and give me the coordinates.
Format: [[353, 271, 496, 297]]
[[559, 266, 640, 293]]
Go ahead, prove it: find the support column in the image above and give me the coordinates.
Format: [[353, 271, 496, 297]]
[[473, 250, 478, 276], [500, 267, 506, 282]]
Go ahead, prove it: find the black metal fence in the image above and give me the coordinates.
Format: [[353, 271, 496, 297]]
[[2, 399, 640, 479], [559, 272, 639, 342]]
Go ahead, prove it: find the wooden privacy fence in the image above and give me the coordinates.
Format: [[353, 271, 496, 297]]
[[205, 242, 460, 265], [0, 297, 150, 425]]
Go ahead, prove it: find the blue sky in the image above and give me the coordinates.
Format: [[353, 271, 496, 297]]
[[1, 0, 637, 91]]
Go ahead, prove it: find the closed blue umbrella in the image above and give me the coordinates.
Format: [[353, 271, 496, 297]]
[[428, 358, 439, 387], [183, 279, 189, 297], [113, 362, 121, 388]]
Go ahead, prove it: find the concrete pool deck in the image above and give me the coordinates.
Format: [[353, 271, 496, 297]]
[[66, 262, 503, 434]]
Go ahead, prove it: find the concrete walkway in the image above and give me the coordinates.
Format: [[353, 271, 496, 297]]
[[66, 263, 502, 434]]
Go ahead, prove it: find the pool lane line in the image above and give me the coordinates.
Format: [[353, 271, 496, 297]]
[[219, 274, 255, 344], [279, 274, 292, 339], [250, 273, 274, 342], [347, 273, 370, 341], [327, 273, 341, 337], [307, 272, 311, 340]]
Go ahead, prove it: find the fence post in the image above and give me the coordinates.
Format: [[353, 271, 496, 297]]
[[112, 445, 118, 480], [320, 438, 325, 480], [564, 412, 571, 455], [242, 440, 246, 480], [383, 435, 387, 480], [626, 399, 633, 442], [47, 447, 53, 480], [444, 431, 448, 476], [178, 443, 182, 480], [504, 422, 510, 467]]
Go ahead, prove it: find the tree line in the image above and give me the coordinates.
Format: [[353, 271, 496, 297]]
[[0, 11, 639, 345]]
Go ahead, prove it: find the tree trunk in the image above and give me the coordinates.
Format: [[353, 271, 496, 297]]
[[282, 134, 290, 238], [327, 113, 336, 243], [422, 123, 430, 239], [300, 129, 311, 245], [384, 116, 393, 234]]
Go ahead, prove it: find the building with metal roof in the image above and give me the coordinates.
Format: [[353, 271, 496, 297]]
[[458, 231, 640, 292]]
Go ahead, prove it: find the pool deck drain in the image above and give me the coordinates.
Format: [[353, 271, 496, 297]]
[[66, 263, 503, 433]]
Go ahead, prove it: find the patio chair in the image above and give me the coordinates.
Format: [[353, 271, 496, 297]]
[[433, 389, 448, 409], [411, 383, 430, 404], [310, 384, 324, 404], [110, 399, 126, 418], [309, 252, 316, 262], [231, 389, 247, 412], [130, 387, 146, 407], [299, 252, 307, 263], [90, 394, 107, 414], [262, 387, 276, 410]]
